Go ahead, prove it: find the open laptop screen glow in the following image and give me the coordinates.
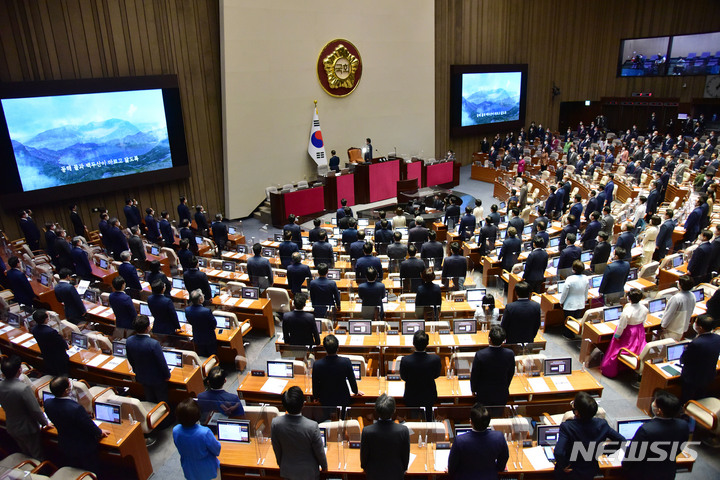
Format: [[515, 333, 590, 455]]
[[267, 360, 294, 378], [327, 269, 341, 280], [215, 315, 231, 329], [402, 320, 425, 335], [666, 343, 688, 362], [454, 319, 477, 334], [94, 402, 122, 424], [603, 306, 622, 322], [692, 289, 704, 302], [112, 341, 126, 357], [140, 303, 152, 316], [648, 298, 666, 314], [241, 287, 259, 300], [466, 288, 486, 305], [348, 320, 372, 335], [617, 419, 648, 440], [217, 420, 250, 443], [544, 358, 572, 376], [537, 425, 561, 446], [172, 278, 185, 290], [163, 350, 183, 368], [590, 275, 602, 288], [672, 255, 683, 268]]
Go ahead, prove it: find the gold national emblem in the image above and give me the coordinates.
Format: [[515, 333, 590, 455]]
[[323, 44, 359, 89]]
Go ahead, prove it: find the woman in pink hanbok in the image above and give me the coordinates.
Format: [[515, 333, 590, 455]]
[[601, 288, 648, 378]]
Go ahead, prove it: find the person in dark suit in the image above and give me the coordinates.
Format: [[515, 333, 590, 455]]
[[19, 210, 41, 251], [584, 191, 599, 221], [6, 256, 36, 307], [148, 279, 180, 335], [31, 309, 69, 376], [387, 231, 408, 264], [532, 207, 549, 237], [361, 394, 410, 480], [420, 230, 444, 265], [194, 205, 209, 237], [507, 208, 524, 237], [312, 226, 335, 264], [471, 326, 515, 407], [97, 212, 110, 245], [474, 214, 496, 253], [557, 216, 577, 252], [341, 218, 359, 251], [681, 314, 720, 402], [416, 268, 442, 307], [44, 376, 109, 472], [554, 392, 625, 480], [210, 213, 228, 253], [308, 218, 323, 244], [145, 207, 161, 244], [197, 367, 244, 419], [501, 281, 541, 344], [179, 219, 198, 255], [688, 230, 713, 284], [356, 242, 383, 281], [683, 198, 704, 244], [118, 251, 142, 294], [177, 196, 192, 226], [654, 209, 676, 260], [271, 386, 328, 479], [183, 256, 212, 302], [710, 224, 720, 275], [54, 268, 86, 325], [445, 200, 461, 225], [44, 222, 57, 256], [458, 206, 477, 241], [581, 211, 602, 251], [499, 227, 522, 272], [282, 293, 320, 346], [283, 214, 303, 249], [159, 211, 175, 247], [109, 276, 136, 332], [545, 186, 559, 218], [591, 231, 612, 272], [615, 221, 635, 261], [488, 204, 501, 226], [604, 174, 615, 206], [328, 149, 340, 172], [278, 230, 299, 268], [523, 237, 548, 294], [312, 334, 362, 407], [71, 237, 93, 280], [358, 267, 386, 318], [286, 252, 311, 295], [569, 195, 583, 228], [599, 247, 630, 301], [400, 330, 441, 420], [53, 229, 74, 272], [374, 219, 394, 248], [557, 233, 582, 275], [448, 403, 509, 480], [646, 182, 661, 218], [123, 198, 141, 229], [185, 289, 217, 357], [400, 245, 425, 293], [349, 230, 366, 261], [622, 390, 689, 480], [126, 315, 171, 402], [127, 226, 147, 264], [69, 204, 85, 238], [309, 263, 341, 318], [442, 242, 468, 289], [146, 259, 172, 298]]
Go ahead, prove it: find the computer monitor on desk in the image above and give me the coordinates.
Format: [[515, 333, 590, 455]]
[[262, 247, 276, 257], [241, 287, 259, 300], [150, 245, 160, 256], [71, 332, 88, 349], [139, 303, 152, 316], [402, 320, 425, 335], [348, 320, 372, 335], [217, 420, 251, 443], [172, 278, 185, 290], [327, 269, 341, 280], [648, 298, 667, 316], [222, 261, 236, 272], [665, 342, 689, 362], [466, 288, 486, 308], [163, 350, 184, 368], [267, 360, 294, 378], [94, 402, 122, 424], [581, 251, 593, 263], [549, 237, 560, 248], [603, 305, 622, 322], [692, 289, 705, 302], [544, 358, 572, 376], [616, 419, 648, 440], [112, 341, 126, 357], [454, 319, 477, 334]]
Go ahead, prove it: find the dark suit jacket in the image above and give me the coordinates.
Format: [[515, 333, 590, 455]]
[[128, 235, 146, 262], [622, 417, 689, 480], [70, 211, 85, 237], [44, 397, 102, 462], [445, 205, 461, 223], [180, 226, 198, 254], [45, 230, 57, 255], [387, 242, 408, 261], [54, 281, 86, 322], [282, 310, 320, 346], [523, 248, 548, 282], [145, 215, 160, 242], [656, 219, 676, 250], [681, 332, 720, 389], [458, 215, 476, 240], [211, 221, 228, 247], [442, 254, 468, 279], [309, 277, 340, 308], [508, 217, 524, 236], [19, 218, 40, 248], [584, 197, 599, 219], [7, 268, 35, 306], [408, 226, 429, 248], [341, 228, 358, 247], [184, 268, 212, 301], [308, 227, 323, 243], [448, 429, 509, 480], [554, 418, 624, 479], [358, 281, 386, 308], [31, 323, 69, 375], [284, 223, 302, 247], [470, 346, 515, 406], [592, 241, 612, 268], [415, 282, 442, 306], [148, 293, 180, 334], [557, 225, 577, 252], [581, 220, 602, 250], [599, 260, 630, 295], [126, 334, 171, 386], [278, 240, 299, 268], [178, 203, 192, 225], [615, 232, 634, 260], [501, 299, 541, 344], [499, 237, 522, 271], [147, 271, 172, 298], [400, 351, 441, 408], [688, 241, 712, 279], [287, 262, 311, 294], [159, 219, 174, 245], [311, 242, 334, 268], [109, 291, 136, 329], [71, 246, 93, 279], [312, 355, 357, 406], [53, 237, 74, 271], [356, 255, 383, 281], [124, 205, 141, 227], [107, 226, 129, 258], [118, 262, 142, 290], [194, 211, 209, 233], [558, 245, 582, 271], [400, 257, 425, 292], [271, 414, 327, 479], [349, 240, 365, 260], [420, 241, 444, 263], [361, 420, 410, 480], [185, 304, 217, 347]]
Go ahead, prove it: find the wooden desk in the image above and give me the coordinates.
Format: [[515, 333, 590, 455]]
[[579, 314, 662, 364], [336, 299, 477, 319], [270, 185, 326, 227], [0, 408, 153, 480], [237, 369, 601, 407], [637, 359, 720, 415], [431, 222, 448, 242], [470, 163, 501, 183], [212, 296, 275, 337]]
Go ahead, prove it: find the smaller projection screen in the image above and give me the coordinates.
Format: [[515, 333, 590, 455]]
[[450, 64, 527, 137], [0, 75, 189, 207]]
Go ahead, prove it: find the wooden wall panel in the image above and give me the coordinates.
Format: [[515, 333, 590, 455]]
[[0, 0, 223, 241], [435, 0, 720, 167]]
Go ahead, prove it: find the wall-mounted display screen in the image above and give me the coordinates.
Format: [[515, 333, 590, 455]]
[[450, 64, 527, 137], [0, 75, 189, 207], [618, 31, 720, 77]]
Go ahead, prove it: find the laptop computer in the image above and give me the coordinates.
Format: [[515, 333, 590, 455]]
[[215, 315, 231, 330], [42, 391, 55, 404], [150, 245, 160, 256], [236, 244, 248, 254], [39, 273, 50, 287], [71, 332, 88, 349], [627, 268, 638, 281], [616, 418, 649, 440], [549, 237, 560, 248], [195, 236, 203, 245], [172, 278, 185, 290], [589, 275, 603, 289], [217, 420, 251, 443], [647, 298, 667, 318], [327, 269, 341, 280], [523, 225, 533, 236], [401, 320, 425, 335], [603, 305, 622, 322], [83, 289, 99, 303], [176, 309, 187, 324], [163, 350, 184, 368], [537, 424, 561, 462], [453, 319, 477, 334], [139, 302, 152, 316], [348, 320, 372, 335], [228, 226, 237, 235], [692, 289, 705, 302], [262, 247, 276, 257], [543, 358, 572, 376], [98, 258, 109, 269], [222, 261, 236, 272], [551, 256, 560, 268], [267, 360, 294, 378], [672, 255, 683, 268], [112, 340, 126, 357], [665, 342, 689, 363], [465, 288, 486, 309], [581, 251, 593, 263], [241, 286, 260, 300], [197, 256, 208, 268], [94, 402, 122, 424]]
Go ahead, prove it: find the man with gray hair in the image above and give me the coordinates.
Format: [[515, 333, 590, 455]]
[[408, 216, 429, 250], [185, 289, 217, 356], [118, 249, 142, 293], [71, 236, 93, 280], [360, 394, 410, 480]]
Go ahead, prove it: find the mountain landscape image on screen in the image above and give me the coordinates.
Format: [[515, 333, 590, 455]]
[[461, 88, 520, 126], [10, 117, 172, 192]]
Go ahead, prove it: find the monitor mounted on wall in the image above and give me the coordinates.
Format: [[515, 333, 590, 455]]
[[449, 64, 528, 137], [0, 75, 189, 207]]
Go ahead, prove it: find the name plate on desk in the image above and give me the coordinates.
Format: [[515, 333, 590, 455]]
[[387, 374, 401, 381], [251, 370, 266, 377]]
